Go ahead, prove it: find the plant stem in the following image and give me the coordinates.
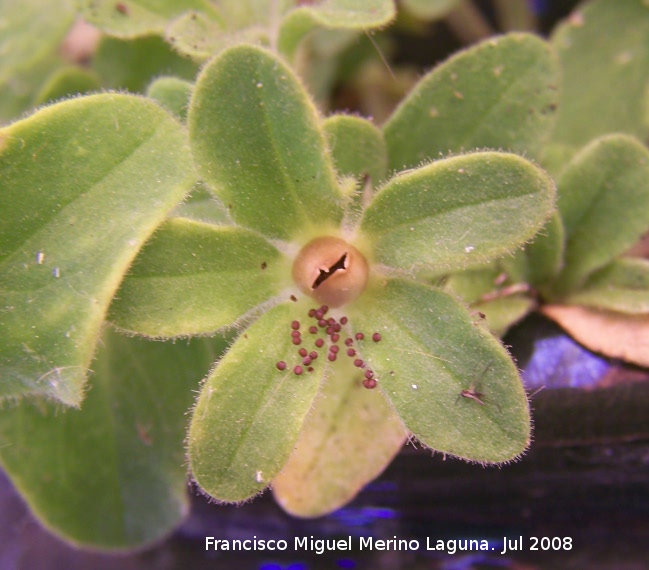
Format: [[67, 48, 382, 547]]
[[493, 0, 537, 32], [445, 0, 495, 45]]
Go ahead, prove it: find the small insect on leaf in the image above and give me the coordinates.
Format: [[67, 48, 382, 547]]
[[456, 362, 500, 410]]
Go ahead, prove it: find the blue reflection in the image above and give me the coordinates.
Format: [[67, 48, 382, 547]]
[[259, 562, 309, 570], [336, 560, 357, 569], [332, 506, 397, 526], [364, 480, 398, 493], [442, 555, 512, 569], [529, 0, 549, 16], [522, 334, 610, 390]]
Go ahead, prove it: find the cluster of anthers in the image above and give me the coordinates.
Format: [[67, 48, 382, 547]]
[[275, 304, 382, 389]]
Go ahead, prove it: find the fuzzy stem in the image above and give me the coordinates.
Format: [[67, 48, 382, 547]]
[[493, 0, 537, 32], [445, 0, 495, 45]]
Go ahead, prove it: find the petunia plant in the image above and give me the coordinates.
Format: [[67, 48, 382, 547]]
[[442, 0, 649, 366], [107, 41, 556, 514], [0, 14, 564, 545]]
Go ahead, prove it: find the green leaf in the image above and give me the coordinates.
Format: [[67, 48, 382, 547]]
[[75, 0, 218, 38], [350, 279, 530, 462], [109, 218, 289, 337], [93, 35, 199, 93], [383, 33, 560, 171], [472, 295, 535, 337], [188, 301, 324, 502], [401, 0, 461, 20], [442, 266, 534, 336], [278, 0, 395, 59], [0, 0, 74, 89], [166, 11, 266, 61], [554, 134, 649, 294], [505, 211, 565, 289], [322, 114, 388, 186], [33, 66, 101, 107], [442, 266, 503, 303], [212, 0, 276, 29], [0, 0, 73, 123], [146, 76, 193, 121], [1, 55, 66, 125], [0, 327, 227, 549], [189, 44, 344, 241], [565, 258, 649, 314], [360, 151, 556, 273], [550, 0, 649, 152], [0, 94, 195, 405], [169, 182, 233, 226], [272, 356, 407, 517]]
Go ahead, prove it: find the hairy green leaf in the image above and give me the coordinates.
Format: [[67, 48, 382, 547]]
[[323, 114, 388, 186], [472, 295, 535, 337], [169, 183, 233, 226], [0, 94, 195, 405], [273, 356, 406, 517], [0, 327, 226, 549], [93, 35, 198, 93], [109, 218, 289, 337], [0, 0, 73, 88], [550, 0, 649, 152], [189, 44, 344, 241], [0, 0, 73, 123], [401, 0, 460, 20], [188, 301, 324, 502], [505, 211, 565, 289], [75, 0, 218, 38], [554, 134, 649, 294], [146, 76, 193, 121], [360, 152, 556, 272], [166, 11, 266, 61], [383, 33, 559, 171], [33, 66, 101, 107], [350, 279, 530, 462], [278, 0, 395, 58], [566, 258, 649, 314]]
